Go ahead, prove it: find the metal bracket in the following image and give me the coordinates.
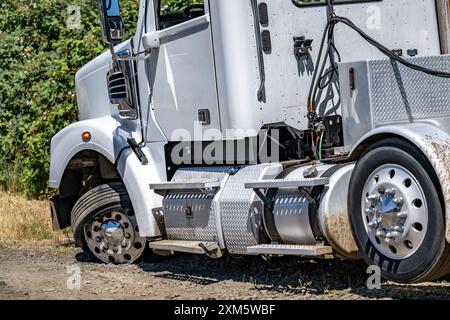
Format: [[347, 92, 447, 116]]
[[245, 177, 329, 189], [149, 180, 221, 196], [252, 188, 271, 208], [127, 138, 148, 165], [294, 36, 313, 60]]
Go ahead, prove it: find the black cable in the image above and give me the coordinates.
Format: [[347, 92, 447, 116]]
[[330, 16, 450, 78], [318, 21, 341, 90], [307, 0, 338, 113], [321, 0, 340, 87], [307, 22, 332, 113], [311, 20, 341, 108], [312, 32, 332, 105], [307, 0, 450, 159], [308, 10, 450, 116]]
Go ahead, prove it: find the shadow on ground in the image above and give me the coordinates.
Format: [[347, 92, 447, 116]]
[[76, 250, 450, 300]]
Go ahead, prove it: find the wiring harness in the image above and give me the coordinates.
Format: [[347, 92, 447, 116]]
[[308, 0, 450, 159]]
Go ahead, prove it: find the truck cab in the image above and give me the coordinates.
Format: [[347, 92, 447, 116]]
[[49, 0, 450, 283]]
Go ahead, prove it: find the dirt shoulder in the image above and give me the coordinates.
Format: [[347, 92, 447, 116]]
[[1, 247, 449, 300]]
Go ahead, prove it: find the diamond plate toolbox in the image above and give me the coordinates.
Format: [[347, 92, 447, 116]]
[[163, 168, 230, 242], [339, 55, 450, 147]]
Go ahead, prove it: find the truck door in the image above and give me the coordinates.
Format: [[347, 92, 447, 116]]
[[147, 1, 220, 141]]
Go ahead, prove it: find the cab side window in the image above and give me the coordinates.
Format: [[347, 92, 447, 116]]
[[158, 0, 205, 30], [293, 0, 380, 6]]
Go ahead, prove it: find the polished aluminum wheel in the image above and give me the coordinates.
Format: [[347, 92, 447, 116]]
[[83, 209, 146, 264], [362, 164, 428, 260]]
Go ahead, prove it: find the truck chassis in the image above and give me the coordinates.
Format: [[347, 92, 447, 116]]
[[49, 0, 450, 284]]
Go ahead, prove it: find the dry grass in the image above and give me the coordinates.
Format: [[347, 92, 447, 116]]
[[0, 191, 73, 249], [0, 159, 27, 195]]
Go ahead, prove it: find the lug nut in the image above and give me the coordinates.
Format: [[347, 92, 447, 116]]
[[121, 243, 127, 249], [368, 194, 380, 201], [365, 208, 373, 214], [368, 220, 379, 229], [391, 231, 401, 239], [393, 226, 404, 233], [103, 245, 109, 251], [393, 197, 404, 205], [397, 211, 408, 219], [376, 230, 386, 238], [96, 237, 102, 243], [386, 232, 395, 239], [385, 188, 396, 196], [113, 247, 119, 253], [125, 233, 131, 239]]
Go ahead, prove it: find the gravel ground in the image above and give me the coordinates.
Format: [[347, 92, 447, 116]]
[[0, 247, 449, 300]]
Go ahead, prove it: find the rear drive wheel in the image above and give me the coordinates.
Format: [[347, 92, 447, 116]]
[[71, 183, 147, 264], [348, 138, 450, 283]]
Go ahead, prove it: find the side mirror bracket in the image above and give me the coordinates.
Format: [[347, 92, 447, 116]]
[[142, 31, 161, 50]]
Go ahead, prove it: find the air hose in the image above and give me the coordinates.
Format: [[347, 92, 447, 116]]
[[307, 0, 450, 159], [307, 0, 450, 115]]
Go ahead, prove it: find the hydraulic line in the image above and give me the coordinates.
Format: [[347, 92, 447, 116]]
[[307, 0, 450, 159], [331, 16, 450, 78], [318, 132, 324, 160], [307, 0, 450, 116], [307, 22, 332, 113]]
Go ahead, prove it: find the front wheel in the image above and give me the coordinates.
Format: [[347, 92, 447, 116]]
[[348, 138, 450, 283], [71, 183, 147, 264]]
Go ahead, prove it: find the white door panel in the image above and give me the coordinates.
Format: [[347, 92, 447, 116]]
[[150, 16, 221, 141]]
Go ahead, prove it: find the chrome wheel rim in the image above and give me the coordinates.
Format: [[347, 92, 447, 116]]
[[84, 209, 146, 264], [361, 164, 428, 260]]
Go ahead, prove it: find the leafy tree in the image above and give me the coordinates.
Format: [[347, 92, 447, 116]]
[[0, 0, 203, 197], [0, 0, 139, 197], [161, 0, 202, 14]]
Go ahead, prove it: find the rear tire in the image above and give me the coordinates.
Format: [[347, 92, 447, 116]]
[[71, 182, 147, 264], [348, 138, 450, 283]]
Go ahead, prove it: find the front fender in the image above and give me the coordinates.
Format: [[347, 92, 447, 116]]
[[49, 115, 135, 188], [116, 143, 167, 237], [50, 116, 166, 238], [350, 123, 450, 244]]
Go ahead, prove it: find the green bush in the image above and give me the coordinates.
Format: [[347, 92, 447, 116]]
[[0, 0, 141, 197], [161, 0, 202, 14], [0, 0, 200, 198]]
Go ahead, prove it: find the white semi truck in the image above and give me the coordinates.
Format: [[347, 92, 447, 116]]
[[49, 0, 450, 283]]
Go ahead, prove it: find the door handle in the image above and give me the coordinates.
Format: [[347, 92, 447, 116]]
[[142, 15, 210, 50]]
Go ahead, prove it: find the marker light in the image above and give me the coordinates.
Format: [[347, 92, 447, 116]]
[[82, 131, 91, 142]]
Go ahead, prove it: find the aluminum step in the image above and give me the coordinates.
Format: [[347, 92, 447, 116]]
[[246, 244, 333, 257], [149, 180, 221, 195], [244, 177, 329, 190], [148, 240, 220, 255]]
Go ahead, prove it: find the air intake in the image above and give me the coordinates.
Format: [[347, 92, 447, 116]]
[[108, 71, 128, 103], [106, 56, 138, 119]]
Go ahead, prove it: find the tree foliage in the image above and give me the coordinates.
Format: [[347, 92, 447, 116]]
[[161, 0, 202, 14], [0, 0, 140, 197], [0, 0, 200, 197]]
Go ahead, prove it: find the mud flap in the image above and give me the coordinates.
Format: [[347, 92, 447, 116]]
[[49, 195, 71, 231]]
